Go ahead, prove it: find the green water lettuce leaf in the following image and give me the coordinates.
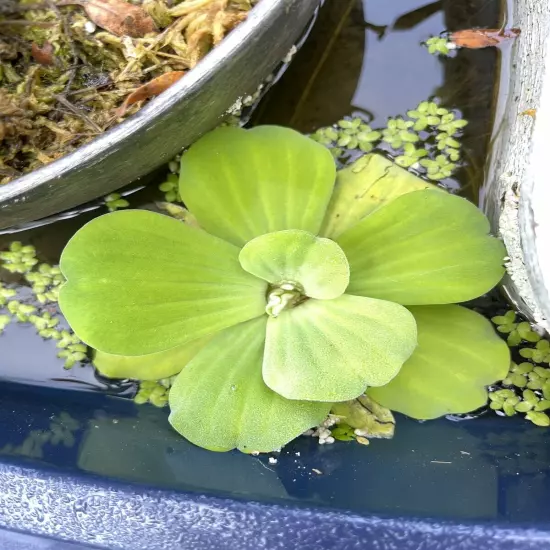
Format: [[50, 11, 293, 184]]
[[263, 294, 417, 402], [367, 305, 510, 419], [337, 190, 505, 305], [239, 229, 349, 299], [178, 126, 336, 247], [59, 210, 267, 356], [93, 334, 213, 380], [169, 317, 330, 452], [320, 154, 439, 239]]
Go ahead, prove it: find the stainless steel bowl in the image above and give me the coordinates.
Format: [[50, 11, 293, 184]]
[[0, 0, 321, 231]]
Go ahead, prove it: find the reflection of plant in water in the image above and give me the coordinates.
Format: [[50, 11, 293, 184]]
[[57, 125, 508, 453], [0, 412, 80, 459]]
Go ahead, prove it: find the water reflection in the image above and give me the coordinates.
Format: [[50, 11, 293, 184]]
[[356, 0, 444, 125], [0, 383, 548, 525]]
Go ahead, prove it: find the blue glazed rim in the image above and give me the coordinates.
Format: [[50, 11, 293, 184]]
[[0, 382, 549, 549]]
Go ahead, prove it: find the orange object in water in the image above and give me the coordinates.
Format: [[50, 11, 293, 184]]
[[451, 28, 521, 49]]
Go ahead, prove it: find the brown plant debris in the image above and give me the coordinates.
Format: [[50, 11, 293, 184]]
[[450, 28, 521, 49], [115, 70, 186, 117], [56, 0, 158, 38], [0, 0, 258, 184]]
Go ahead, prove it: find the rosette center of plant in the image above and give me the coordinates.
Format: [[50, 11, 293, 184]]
[[265, 281, 306, 317], [238, 229, 351, 301]]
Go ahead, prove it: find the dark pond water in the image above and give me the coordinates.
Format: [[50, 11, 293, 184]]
[[0, 2, 534, 515]]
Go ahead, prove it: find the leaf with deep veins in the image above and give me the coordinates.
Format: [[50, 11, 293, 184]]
[[169, 317, 330, 452], [337, 190, 505, 305], [368, 305, 510, 419], [263, 294, 417, 402], [179, 126, 336, 246], [59, 210, 267, 356]]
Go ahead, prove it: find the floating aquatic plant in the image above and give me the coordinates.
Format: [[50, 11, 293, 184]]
[[490, 310, 550, 426], [425, 36, 452, 56], [58, 125, 509, 452], [308, 101, 468, 183], [0, 243, 87, 369]]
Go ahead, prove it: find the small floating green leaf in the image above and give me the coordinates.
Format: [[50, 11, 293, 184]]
[[239, 230, 349, 300]]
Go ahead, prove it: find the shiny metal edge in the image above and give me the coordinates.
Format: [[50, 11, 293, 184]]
[[0, 0, 321, 230]]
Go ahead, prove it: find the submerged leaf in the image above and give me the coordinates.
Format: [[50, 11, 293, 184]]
[[93, 334, 212, 380], [59, 210, 267, 356], [263, 294, 417, 402], [337, 189, 505, 305], [179, 126, 336, 246], [239, 230, 349, 300], [116, 71, 186, 118], [169, 317, 330, 452], [331, 395, 395, 439], [58, 0, 157, 37], [368, 305, 510, 419], [320, 154, 439, 239]]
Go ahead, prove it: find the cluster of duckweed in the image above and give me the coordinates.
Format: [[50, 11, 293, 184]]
[[490, 311, 550, 427], [134, 377, 175, 408], [424, 36, 452, 56], [331, 423, 371, 446], [308, 101, 468, 182], [0, 242, 88, 369], [492, 310, 540, 347], [104, 193, 130, 212], [310, 118, 382, 157], [159, 173, 181, 203]]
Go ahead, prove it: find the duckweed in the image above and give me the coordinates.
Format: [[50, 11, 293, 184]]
[[425, 36, 451, 56], [308, 100, 467, 182], [0, 243, 87, 370], [134, 377, 175, 407], [490, 310, 550, 427], [104, 193, 130, 212]]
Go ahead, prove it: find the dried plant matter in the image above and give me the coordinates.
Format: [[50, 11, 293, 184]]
[[0, 0, 257, 184], [57, 0, 158, 37]]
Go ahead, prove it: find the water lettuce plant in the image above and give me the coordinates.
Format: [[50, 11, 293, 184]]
[[58, 125, 510, 452]]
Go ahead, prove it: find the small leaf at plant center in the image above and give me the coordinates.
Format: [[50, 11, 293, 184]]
[[239, 230, 349, 300], [263, 294, 417, 402], [169, 317, 330, 452]]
